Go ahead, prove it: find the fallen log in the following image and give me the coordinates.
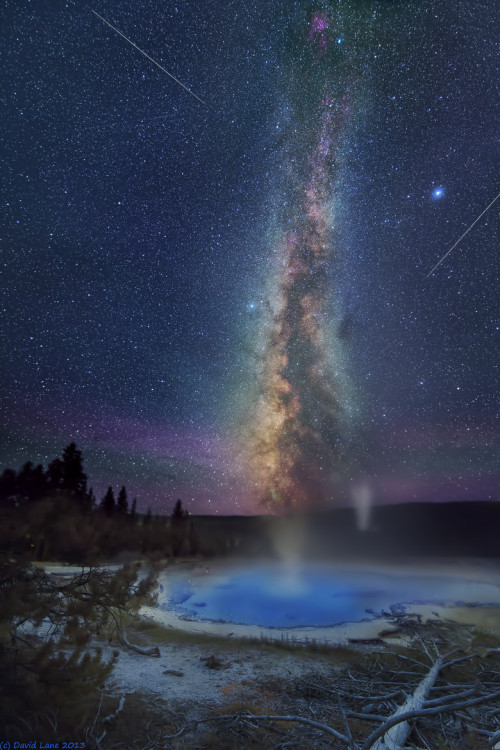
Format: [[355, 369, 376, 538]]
[[120, 628, 160, 656], [106, 606, 161, 656], [367, 655, 444, 750], [362, 689, 500, 750]]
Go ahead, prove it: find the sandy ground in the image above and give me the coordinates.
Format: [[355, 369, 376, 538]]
[[99, 634, 339, 713]]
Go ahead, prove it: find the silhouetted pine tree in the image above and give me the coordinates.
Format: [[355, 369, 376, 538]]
[[143, 507, 152, 525], [47, 457, 64, 490], [116, 486, 128, 514], [130, 497, 137, 522], [16, 462, 47, 501], [171, 499, 188, 525], [100, 487, 115, 517], [0, 468, 17, 502], [87, 487, 96, 510], [171, 500, 189, 556], [61, 443, 87, 495]]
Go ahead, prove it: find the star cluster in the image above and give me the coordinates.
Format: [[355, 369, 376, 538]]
[[1, 0, 498, 512]]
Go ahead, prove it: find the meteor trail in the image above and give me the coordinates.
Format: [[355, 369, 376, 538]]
[[427, 190, 500, 277], [92, 10, 206, 105]]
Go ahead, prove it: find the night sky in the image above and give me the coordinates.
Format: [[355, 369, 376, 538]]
[[1, 0, 498, 514]]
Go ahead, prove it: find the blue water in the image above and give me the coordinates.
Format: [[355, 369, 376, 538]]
[[158, 563, 500, 628]]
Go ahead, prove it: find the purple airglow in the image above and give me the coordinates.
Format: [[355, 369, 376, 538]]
[[4, 396, 252, 513], [4, 396, 498, 513]]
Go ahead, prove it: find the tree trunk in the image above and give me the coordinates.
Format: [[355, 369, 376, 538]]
[[120, 628, 160, 656], [370, 657, 443, 750]]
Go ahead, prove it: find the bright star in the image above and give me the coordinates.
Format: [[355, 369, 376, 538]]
[[432, 187, 445, 200]]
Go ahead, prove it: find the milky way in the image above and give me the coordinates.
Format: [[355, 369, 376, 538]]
[[248, 10, 355, 512]]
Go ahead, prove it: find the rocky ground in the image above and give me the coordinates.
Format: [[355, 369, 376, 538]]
[[91, 607, 500, 749]]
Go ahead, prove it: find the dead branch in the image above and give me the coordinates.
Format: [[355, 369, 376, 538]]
[[371, 651, 429, 669], [413, 722, 432, 750], [441, 653, 475, 670], [423, 688, 476, 706], [347, 711, 387, 723], [200, 712, 349, 743], [363, 690, 406, 701], [362, 689, 500, 750], [120, 628, 160, 656], [366, 654, 444, 750], [107, 607, 160, 656], [338, 694, 356, 750], [88, 691, 103, 737], [102, 693, 127, 723]]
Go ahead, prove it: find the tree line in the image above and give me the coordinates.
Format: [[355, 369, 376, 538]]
[[0, 443, 195, 563], [2, 442, 138, 516]]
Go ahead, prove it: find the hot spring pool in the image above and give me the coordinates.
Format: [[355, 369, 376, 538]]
[[156, 562, 500, 629]]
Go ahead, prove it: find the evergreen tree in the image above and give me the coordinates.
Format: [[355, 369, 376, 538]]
[[116, 486, 128, 514], [100, 486, 115, 517], [0, 468, 16, 503], [130, 497, 137, 522], [16, 462, 47, 501], [87, 486, 96, 510], [0, 556, 158, 740], [143, 507, 152, 525], [30, 463, 47, 500], [47, 457, 64, 490], [171, 500, 189, 556], [61, 442, 87, 495], [171, 498, 188, 525]]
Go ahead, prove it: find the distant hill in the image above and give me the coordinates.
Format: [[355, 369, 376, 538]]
[[190, 500, 500, 560]]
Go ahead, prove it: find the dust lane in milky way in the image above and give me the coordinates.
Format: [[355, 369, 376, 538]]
[[247, 10, 355, 512]]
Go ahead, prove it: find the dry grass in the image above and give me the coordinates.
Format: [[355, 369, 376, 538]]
[[84, 692, 187, 750], [91, 619, 500, 750], [96, 610, 500, 749], [471, 627, 500, 650], [124, 612, 368, 665]]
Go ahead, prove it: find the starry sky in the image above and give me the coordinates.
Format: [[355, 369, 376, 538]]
[[1, 0, 498, 514]]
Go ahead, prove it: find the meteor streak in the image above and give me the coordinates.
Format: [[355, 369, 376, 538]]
[[92, 10, 206, 105], [427, 190, 500, 277]]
